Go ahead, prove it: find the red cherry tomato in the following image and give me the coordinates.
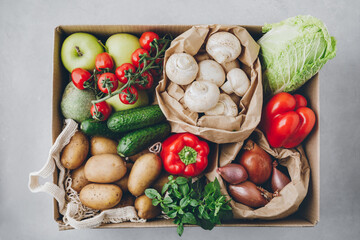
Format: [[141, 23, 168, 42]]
[[95, 52, 114, 71], [139, 32, 160, 52], [97, 72, 119, 94], [135, 71, 154, 90], [119, 86, 138, 104], [71, 68, 92, 90], [131, 48, 149, 68], [90, 101, 112, 121], [115, 63, 137, 84]]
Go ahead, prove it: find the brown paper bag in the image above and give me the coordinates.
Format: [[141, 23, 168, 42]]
[[156, 25, 263, 144], [206, 129, 310, 220]]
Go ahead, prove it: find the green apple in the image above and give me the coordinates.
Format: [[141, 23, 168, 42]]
[[105, 33, 141, 68], [106, 89, 149, 112], [61, 33, 104, 72]]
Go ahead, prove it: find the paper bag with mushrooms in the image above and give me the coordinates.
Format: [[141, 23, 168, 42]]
[[156, 25, 263, 144], [206, 129, 310, 220]]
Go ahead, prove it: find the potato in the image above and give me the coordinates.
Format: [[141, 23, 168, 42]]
[[90, 136, 118, 156], [84, 154, 127, 183], [80, 183, 122, 210], [135, 195, 161, 219], [127, 149, 150, 162], [128, 153, 162, 197], [114, 162, 133, 192], [70, 164, 90, 192], [61, 131, 89, 169], [151, 172, 171, 193], [114, 192, 135, 208]]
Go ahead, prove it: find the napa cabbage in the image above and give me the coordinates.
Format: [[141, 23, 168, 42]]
[[258, 15, 337, 95]]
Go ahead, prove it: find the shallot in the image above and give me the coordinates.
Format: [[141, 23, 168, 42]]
[[237, 140, 273, 185], [216, 163, 248, 184], [228, 181, 273, 208], [271, 161, 291, 192]]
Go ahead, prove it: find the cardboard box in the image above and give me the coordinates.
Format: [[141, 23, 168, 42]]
[[52, 25, 319, 230]]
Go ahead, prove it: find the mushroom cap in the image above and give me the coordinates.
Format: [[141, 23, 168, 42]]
[[165, 53, 199, 85], [184, 81, 220, 113], [206, 32, 242, 64], [196, 60, 226, 87], [204, 93, 238, 117], [222, 68, 250, 97]]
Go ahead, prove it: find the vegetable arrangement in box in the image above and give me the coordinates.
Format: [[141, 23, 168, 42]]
[[28, 14, 337, 236]]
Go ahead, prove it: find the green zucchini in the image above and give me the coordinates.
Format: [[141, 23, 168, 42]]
[[80, 118, 121, 139], [117, 122, 171, 157], [107, 105, 166, 133]]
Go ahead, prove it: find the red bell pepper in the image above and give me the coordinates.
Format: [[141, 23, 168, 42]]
[[160, 133, 209, 177], [260, 92, 316, 148]]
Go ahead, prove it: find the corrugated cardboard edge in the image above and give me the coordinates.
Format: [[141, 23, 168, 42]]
[[52, 25, 319, 229]]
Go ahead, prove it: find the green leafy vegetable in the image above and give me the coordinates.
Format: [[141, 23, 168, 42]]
[[145, 176, 232, 236], [258, 15, 337, 95]]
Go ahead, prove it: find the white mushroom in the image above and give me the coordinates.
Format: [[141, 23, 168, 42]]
[[221, 59, 241, 73], [184, 81, 220, 112], [221, 68, 250, 97], [204, 94, 238, 117], [165, 53, 198, 85], [196, 60, 225, 87], [206, 32, 242, 64]]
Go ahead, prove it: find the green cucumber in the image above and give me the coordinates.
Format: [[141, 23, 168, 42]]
[[117, 122, 171, 157], [107, 105, 166, 133], [80, 118, 121, 139]]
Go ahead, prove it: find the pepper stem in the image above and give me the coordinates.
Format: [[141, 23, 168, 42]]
[[178, 146, 197, 165]]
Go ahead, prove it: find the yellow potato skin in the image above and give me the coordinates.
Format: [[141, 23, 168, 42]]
[[61, 131, 89, 170], [90, 136, 118, 156], [70, 164, 90, 193], [151, 172, 171, 193], [128, 153, 162, 197], [79, 183, 122, 210], [114, 162, 133, 192], [114, 192, 135, 208], [84, 154, 127, 183], [135, 195, 161, 219]]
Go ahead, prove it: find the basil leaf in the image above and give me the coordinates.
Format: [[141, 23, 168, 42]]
[[161, 182, 170, 195], [190, 199, 199, 207], [152, 198, 160, 206], [175, 177, 188, 185], [163, 196, 173, 204], [177, 223, 184, 236], [180, 197, 190, 208], [179, 183, 190, 196], [182, 212, 197, 225], [145, 188, 161, 199], [167, 209, 177, 219]]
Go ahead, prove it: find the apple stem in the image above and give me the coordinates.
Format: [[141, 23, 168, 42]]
[[98, 40, 108, 52], [75, 46, 83, 56]]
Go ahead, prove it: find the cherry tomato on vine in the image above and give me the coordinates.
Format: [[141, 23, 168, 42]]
[[95, 52, 114, 71], [115, 63, 137, 84], [131, 48, 150, 68], [91, 101, 112, 121], [139, 32, 160, 52], [135, 71, 154, 90], [97, 72, 119, 94], [71, 68, 92, 90], [119, 86, 138, 104]]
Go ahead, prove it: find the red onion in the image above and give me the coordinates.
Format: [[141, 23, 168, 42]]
[[216, 163, 248, 184], [271, 161, 291, 192], [228, 181, 272, 208], [237, 140, 273, 185]]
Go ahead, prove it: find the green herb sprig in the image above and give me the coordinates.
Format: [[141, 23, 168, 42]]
[[145, 175, 232, 236]]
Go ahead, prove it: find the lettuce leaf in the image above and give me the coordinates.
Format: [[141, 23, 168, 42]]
[[258, 15, 337, 95]]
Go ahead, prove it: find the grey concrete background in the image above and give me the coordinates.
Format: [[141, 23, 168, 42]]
[[1, 0, 359, 239]]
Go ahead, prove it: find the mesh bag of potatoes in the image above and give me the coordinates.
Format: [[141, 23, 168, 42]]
[[156, 25, 263, 144]]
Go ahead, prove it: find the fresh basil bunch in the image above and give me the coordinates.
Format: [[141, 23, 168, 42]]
[[145, 175, 233, 236]]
